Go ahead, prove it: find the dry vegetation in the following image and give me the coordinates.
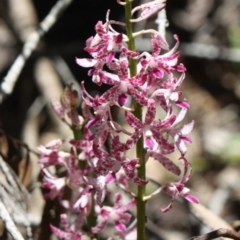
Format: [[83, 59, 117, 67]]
[[1, 0, 240, 239]]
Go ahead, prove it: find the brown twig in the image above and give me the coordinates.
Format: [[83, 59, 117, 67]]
[[189, 228, 240, 240], [0, 0, 74, 103]]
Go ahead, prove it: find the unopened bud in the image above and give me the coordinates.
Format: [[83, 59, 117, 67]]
[[61, 83, 79, 109]]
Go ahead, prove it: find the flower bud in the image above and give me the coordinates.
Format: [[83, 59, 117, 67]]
[[61, 83, 79, 109]]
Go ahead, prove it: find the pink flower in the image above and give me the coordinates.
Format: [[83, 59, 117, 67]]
[[161, 158, 199, 212], [38, 2, 198, 239], [124, 98, 193, 176], [170, 120, 195, 155], [77, 21, 138, 65], [92, 193, 136, 234], [135, 34, 183, 91], [69, 139, 93, 159], [50, 214, 83, 240], [37, 145, 70, 168], [83, 174, 114, 206], [161, 182, 199, 213], [42, 169, 66, 200], [85, 21, 123, 63], [131, 0, 166, 22], [76, 59, 105, 86]]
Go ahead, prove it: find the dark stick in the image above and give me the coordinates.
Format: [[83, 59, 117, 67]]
[[189, 228, 240, 240]]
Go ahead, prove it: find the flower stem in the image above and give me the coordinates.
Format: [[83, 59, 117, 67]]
[[125, 0, 137, 76], [72, 125, 98, 239], [124, 2, 146, 240], [72, 125, 86, 169]]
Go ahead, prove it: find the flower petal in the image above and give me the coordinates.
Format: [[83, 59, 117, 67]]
[[76, 58, 98, 67]]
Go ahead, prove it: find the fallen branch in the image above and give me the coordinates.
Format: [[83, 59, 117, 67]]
[[0, 0, 73, 103], [0, 200, 25, 240], [189, 228, 240, 240]]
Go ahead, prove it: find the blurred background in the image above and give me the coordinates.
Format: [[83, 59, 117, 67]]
[[1, 0, 240, 239]]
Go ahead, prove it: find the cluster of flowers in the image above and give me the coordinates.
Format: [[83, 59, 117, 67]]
[[37, 1, 199, 239]]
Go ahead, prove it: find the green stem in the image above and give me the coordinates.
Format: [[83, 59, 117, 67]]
[[135, 118, 146, 240], [72, 125, 98, 239], [124, 2, 146, 240], [125, 0, 137, 76], [87, 193, 97, 238], [72, 125, 86, 169]]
